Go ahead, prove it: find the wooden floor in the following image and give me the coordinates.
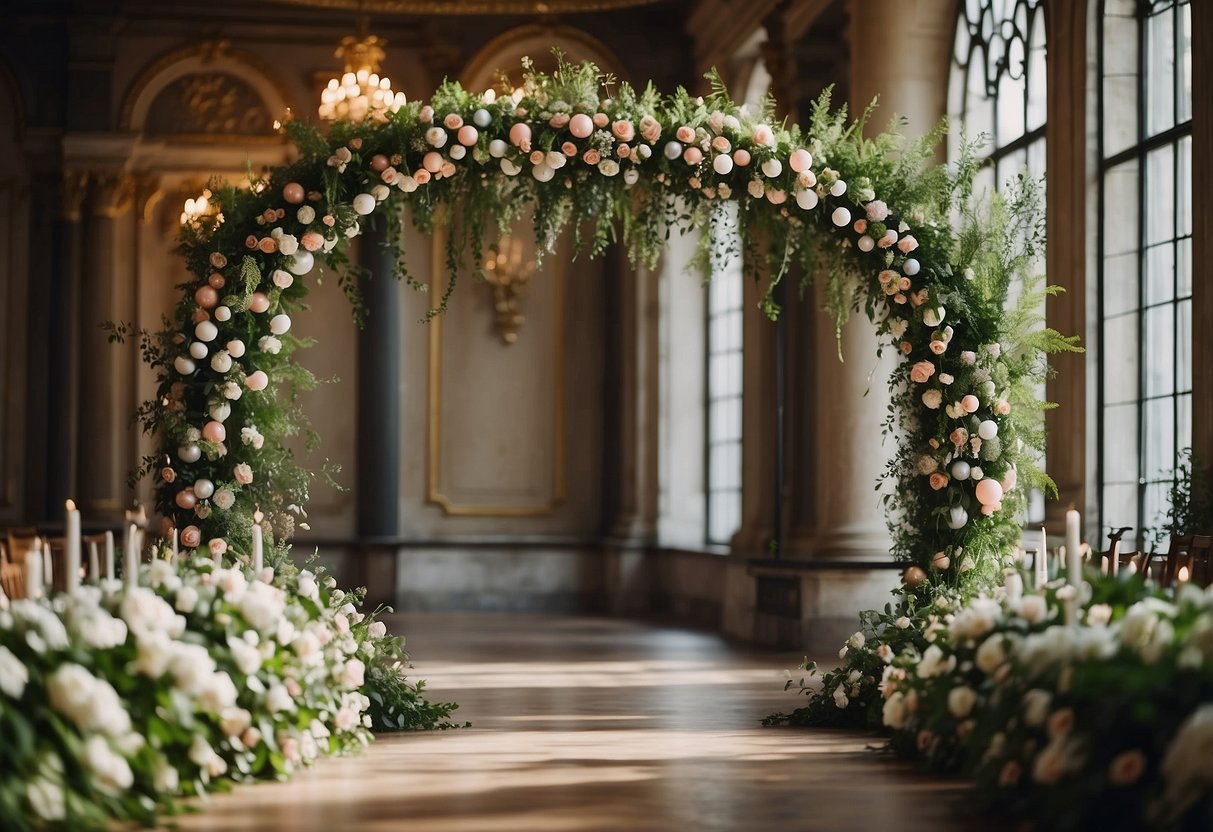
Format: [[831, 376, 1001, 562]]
[[171, 613, 991, 832]]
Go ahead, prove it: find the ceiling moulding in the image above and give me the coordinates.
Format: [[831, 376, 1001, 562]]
[[260, 0, 664, 13]]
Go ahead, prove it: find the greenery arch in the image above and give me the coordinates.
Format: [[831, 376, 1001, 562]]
[[128, 57, 1075, 598]]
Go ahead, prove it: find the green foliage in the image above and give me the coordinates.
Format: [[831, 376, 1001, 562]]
[[1152, 450, 1213, 548]]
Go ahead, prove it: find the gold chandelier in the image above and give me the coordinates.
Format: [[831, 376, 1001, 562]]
[[318, 29, 406, 122]]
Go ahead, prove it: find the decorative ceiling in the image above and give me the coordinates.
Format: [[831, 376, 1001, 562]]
[[261, 0, 668, 13]]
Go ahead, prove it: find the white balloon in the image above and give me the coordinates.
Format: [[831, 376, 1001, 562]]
[[214, 306, 232, 322], [449, 144, 466, 160], [857, 235, 875, 252], [195, 320, 218, 342], [831, 207, 851, 227], [712, 154, 734, 175], [663, 141, 683, 160], [795, 188, 819, 210], [352, 193, 376, 215], [188, 341, 208, 360], [830, 179, 847, 197], [209, 402, 231, 422], [761, 158, 782, 178], [270, 314, 292, 335], [472, 108, 492, 128], [951, 460, 971, 481], [174, 356, 196, 375], [288, 250, 314, 275], [178, 443, 201, 463], [978, 419, 999, 440], [903, 258, 921, 276], [193, 478, 215, 500], [488, 139, 508, 158], [227, 339, 246, 358]]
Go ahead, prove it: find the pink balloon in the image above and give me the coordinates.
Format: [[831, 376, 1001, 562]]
[[282, 182, 305, 204], [175, 489, 197, 510], [201, 421, 226, 442], [509, 122, 531, 148], [457, 125, 479, 147], [208, 272, 226, 289], [249, 293, 270, 314], [423, 151, 444, 173], [194, 286, 219, 309], [961, 395, 980, 413], [370, 154, 389, 172], [569, 113, 593, 139], [245, 370, 269, 391], [975, 478, 1004, 507], [732, 148, 751, 167], [789, 148, 813, 173]]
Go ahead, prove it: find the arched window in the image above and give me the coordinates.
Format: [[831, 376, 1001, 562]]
[[1096, 0, 1193, 547], [948, 0, 1047, 194]]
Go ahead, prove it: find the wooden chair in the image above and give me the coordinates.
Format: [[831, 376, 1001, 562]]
[[45, 537, 68, 594], [1162, 534, 1213, 589], [0, 562, 23, 600], [5, 527, 39, 566]]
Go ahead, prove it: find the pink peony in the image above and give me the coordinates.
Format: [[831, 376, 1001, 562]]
[[233, 463, 253, 485], [866, 200, 890, 222], [300, 232, 325, 252], [910, 361, 936, 384], [639, 115, 661, 143]]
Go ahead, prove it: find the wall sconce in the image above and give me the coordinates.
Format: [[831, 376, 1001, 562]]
[[483, 236, 535, 345]]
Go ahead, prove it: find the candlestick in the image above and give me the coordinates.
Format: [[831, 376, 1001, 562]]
[[1110, 535, 1120, 577], [65, 500, 81, 594], [1066, 510, 1082, 586], [24, 543, 43, 599], [88, 540, 100, 584], [104, 531, 115, 581], [42, 538, 53, 592], [171, 528, 179, 562], [1036, 527, 1048, 589], [252, 518, 264, 573], [125, 523, 139, 588], [1004, 570, 1024, 604]]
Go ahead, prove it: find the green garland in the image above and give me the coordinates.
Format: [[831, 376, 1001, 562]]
[[118, 54, 1076, 614]]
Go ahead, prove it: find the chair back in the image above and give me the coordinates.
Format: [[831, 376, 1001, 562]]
[[0, 561, 23, 600], [5, 527, 39, 566], [45, 537, 68, 594], [1165, 534, 1213, 588]]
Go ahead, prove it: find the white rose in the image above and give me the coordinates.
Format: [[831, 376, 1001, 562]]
[[1018, 595, 1048, 624], [876, 643, 894, 664], [83, 735, 133, 794], [220, 706, 252, 737], [882, 691, 908, 729], [266, 683, 294, 713], [833, 685, 849, 709], [153, 756, 179, 794], [888, 318, 908, 338], [296, 571, 318, 600], [895, 616, 911, 630], [293, 631, 321, 661], [0, 644, 28, 699], [848, 631, 866, 650], [340, 658, 366, 689], [222, 381, 242, 400], [947, 685, 977, 719], [47, 664, 131, 737], [1022, 689, 1052, 727], [27, 778, 65, 821], [277, 234, 299, 256], [175, 585, 199, 614], [212, 488, 236, 511], [922, 389, 942, 409], [368, 620, 387, 639], [975, 634, 1008, 674], [228, 636, 262, 675], [335, 707, 359, 732], [188, 735, 216, 769], [916, 644, 956, 679], [258, 335, 282, 355], [296, 205, 316, 224]]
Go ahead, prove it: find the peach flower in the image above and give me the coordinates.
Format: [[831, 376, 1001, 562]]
[[257, 237, 277, 254], [233, 463, 253, 485], [593, 112, 609, 128], [562, 142, 578, 156], [853, 219, 868, 234], [929, 340, 947, 355], [209, 539, 228, 557], [751, 124, 775, 147], [929, 473, 949, 491], [245, 235, 258, 249], [899, 341, 912, 355], [910, 361, 936, 384], [582, 149, 601, 165], [322, 215, 336, 227], [675, 125, 695, 143], [897, 234, 919, 254], [616, 144, 631, 158], [300, 232, 325, 252], [711, 135, 731, 153], [1108, 750, 1146, 786], [530, 150, 546, 165], [550, 113, 570, 128], [639, 115, 662, 142], [181, 525, 201, 549], [413, 169, 431, 185]]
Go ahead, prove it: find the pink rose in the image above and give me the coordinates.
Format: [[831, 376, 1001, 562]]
[[443, 113, 462, 130], [898, 235, 919, 254], [766, 188, 787, 205], [439, 161, 456, 178], [233, 463, 253, 485], [711, 135, 731, 153], [162, 467, 176, 483], [900, 341, 912, 355], [530, 150, 546, 166], [257, 237, 277, 254], [751, 124, 775, 147], [894, 293, 907, 305], [1109, 750, 1146, 786], [300, 232, 325, 252], [878, 230, 898, 249], [611, 120, 640, 143], [866, 200, 889, 222], [322, 215, 336, 227], [582, 149, 601, 165], [244, 235, 258, 250], [675, 125, 695, 143], [898, 277, 912, 291], [929, 340, 947, 355], [910, 361, 936, 384], [853, 219, 868, 234], [593, 112, 609, 128], [413, 169, 431, 185], [209, 252, 227, 269], [616, 144, 631, 158], [639, 115, 662, 143], [878, 269, 898, 286], [562, 141, 578, 156], [380, 167, 399, 184], [181, 525, 201, 549], [950, 427, 968, 446], [961, 350, 977, 365], [549, 113, 570, 128], [995, 399, 1011, 415], [209, 539, 228, 557], [419, 106, 434, 124], [929, 473, 949, 491]]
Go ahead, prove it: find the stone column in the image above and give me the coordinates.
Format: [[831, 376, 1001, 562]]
[[606, 248, 660, 543], [45, 171, 88, 517], [356, 220, 402, 540], [1043, 0, 1089, 529], [802, 0, 952, 560], [76, 172, 134, 519]]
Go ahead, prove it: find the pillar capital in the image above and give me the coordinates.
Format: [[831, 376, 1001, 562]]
[[90, 172, 135, 219]]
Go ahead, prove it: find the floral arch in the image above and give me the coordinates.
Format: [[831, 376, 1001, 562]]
[[139, 57, 1068, 598]]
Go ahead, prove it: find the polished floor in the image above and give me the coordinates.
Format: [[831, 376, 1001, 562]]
[[171, 613, 991, 832]]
